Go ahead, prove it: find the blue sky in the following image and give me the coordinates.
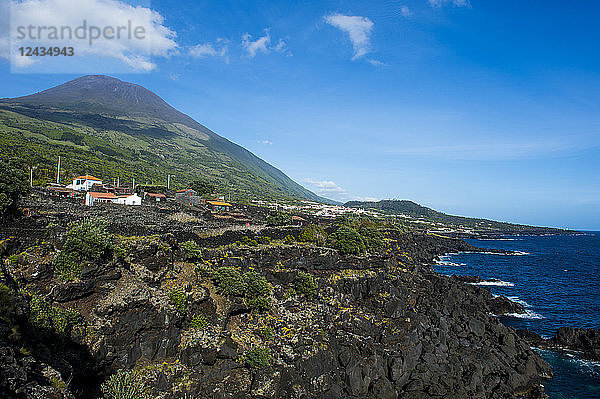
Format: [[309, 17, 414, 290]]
[[1, 0, 600, 230]]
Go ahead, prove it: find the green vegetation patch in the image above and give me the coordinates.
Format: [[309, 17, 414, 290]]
[[29, 294, 80, 336], [168, 287, 187, 313], [299, 224, 327, 246], [294, 271, 318, 300], [212, 267, 272, 311], [101, 369, 150, 399], [0, 158, 29, 217], [244, 346, 271, 369], [329, 225, 365, 255], [180, 240, 202, 261], [53, 218, 113, 281]]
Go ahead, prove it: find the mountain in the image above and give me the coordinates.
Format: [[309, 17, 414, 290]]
[[344, 199, 571, 234], [0, 75, 328, 202]]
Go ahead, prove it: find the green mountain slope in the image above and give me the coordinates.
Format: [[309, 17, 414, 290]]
[[344, 199, 571, 233], [0, 75, 328, 202]]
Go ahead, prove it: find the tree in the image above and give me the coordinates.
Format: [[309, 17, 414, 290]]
[[266, 211, 290, 226], [329, 226, 365, 255], [0, 159, 28, 218], [190, 179, 217, 196]]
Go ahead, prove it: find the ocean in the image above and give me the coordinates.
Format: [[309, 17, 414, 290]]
[[433, 233, 600, 399]]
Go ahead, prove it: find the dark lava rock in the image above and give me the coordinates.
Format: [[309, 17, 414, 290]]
[[490, 295, 526, 315], [550, 327, 600, 361]]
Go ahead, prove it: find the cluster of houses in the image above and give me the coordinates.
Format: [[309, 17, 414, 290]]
[[44, 175, 236, 214]]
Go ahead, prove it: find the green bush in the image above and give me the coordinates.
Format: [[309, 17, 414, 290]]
[[283, 235, 295, 245], [359, 227, 384, 251], [101, 369, 150, 399], [53, 219, 113, 281], [244, 346, 270, 368], [266, 211, 290, 226], [257, 236, 271, 245], [212, 267, 246, 296], [181, 240, 202, 261], [329, 226, 365, 255], [295, 271, 318, 300], [0, 284, 15, 322], [244, 271, 271, 299], [190, 314, 208, 330], [241, 236, 258, 247], [299, 224, 327, 246], [259, 326, 274, 340], [168, 287, 187, 313], [29, 294, 80, 336], [212, 268, 271, 311], [0, 159, 28, 217]]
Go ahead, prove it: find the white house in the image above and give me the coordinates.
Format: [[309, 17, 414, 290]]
[[85, 191, 118, 206], [115, 194, 141, 206], [85, 192, 141, 206], [69, 175, 103, 191]]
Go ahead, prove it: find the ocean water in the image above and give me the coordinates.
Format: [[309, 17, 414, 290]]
[[433, 233, 600, 399]]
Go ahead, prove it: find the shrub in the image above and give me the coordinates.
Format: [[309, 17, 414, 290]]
[[295, 271, 318, 300], [54, 219, 113, 281], [259, 326, 274, 340], [168, 287, 187, 313], [299, 224, 327, 246], [266, 211, 290, 226], [244, 346, 270, 368], [241, 236, 258, 247], [283, 235, 295, 245], [211, 268, 271, 311], [29, 294, 80, 336], [181, 240, 202, 261], [212, 267, 245, 296], [244, 271, 271, 299], [329, 226, 365, 255], [0, 159, 28, 218], [247, 296, 271, 311], [257, 236, 271, 245], [101, 369, 150, 399], [190, 314, 208, 330], [0, 284, 14, 322], [359, 227, 384, 251]]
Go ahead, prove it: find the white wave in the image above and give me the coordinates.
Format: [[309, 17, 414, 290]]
[[471, 280, 515, 287], [461, 250, 530, 256], [506, 296, 530, 307], [436, 260, 466, 267], [503, 310, 545, 320]]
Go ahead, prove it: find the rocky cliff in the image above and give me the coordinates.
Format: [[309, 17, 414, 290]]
[[0, 214, 552, 398]]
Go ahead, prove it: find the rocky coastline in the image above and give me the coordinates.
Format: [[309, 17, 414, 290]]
[[0, 201, 558, 398]]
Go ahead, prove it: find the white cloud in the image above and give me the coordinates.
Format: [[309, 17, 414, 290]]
[[303, 178, 347, 194], [428, 0, 470, 8], [400, 6, 413, 17], [324, 13, 374, 60], [259, 139, 273, 145], [5, 0, 178, 71], [368, 59, 387, 67], [242, 30, 270, 58], [189, 39, 228, 60], [241, 29, 290, 58], [168, 72, 181, 80]]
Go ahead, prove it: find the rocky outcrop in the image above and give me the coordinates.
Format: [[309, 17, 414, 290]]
[[0, 224, 553, 398], [517, 327, 600, 361]]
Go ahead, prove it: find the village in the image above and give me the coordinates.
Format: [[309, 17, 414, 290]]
[[29, 158, 485, 236]]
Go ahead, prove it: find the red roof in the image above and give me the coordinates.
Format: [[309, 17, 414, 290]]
[[176, 189, 193, 193], [75, 175, 102, 181], [147, 193, 166, 198], [292, 215, 306, 221], [88, 192, 117, 199]]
